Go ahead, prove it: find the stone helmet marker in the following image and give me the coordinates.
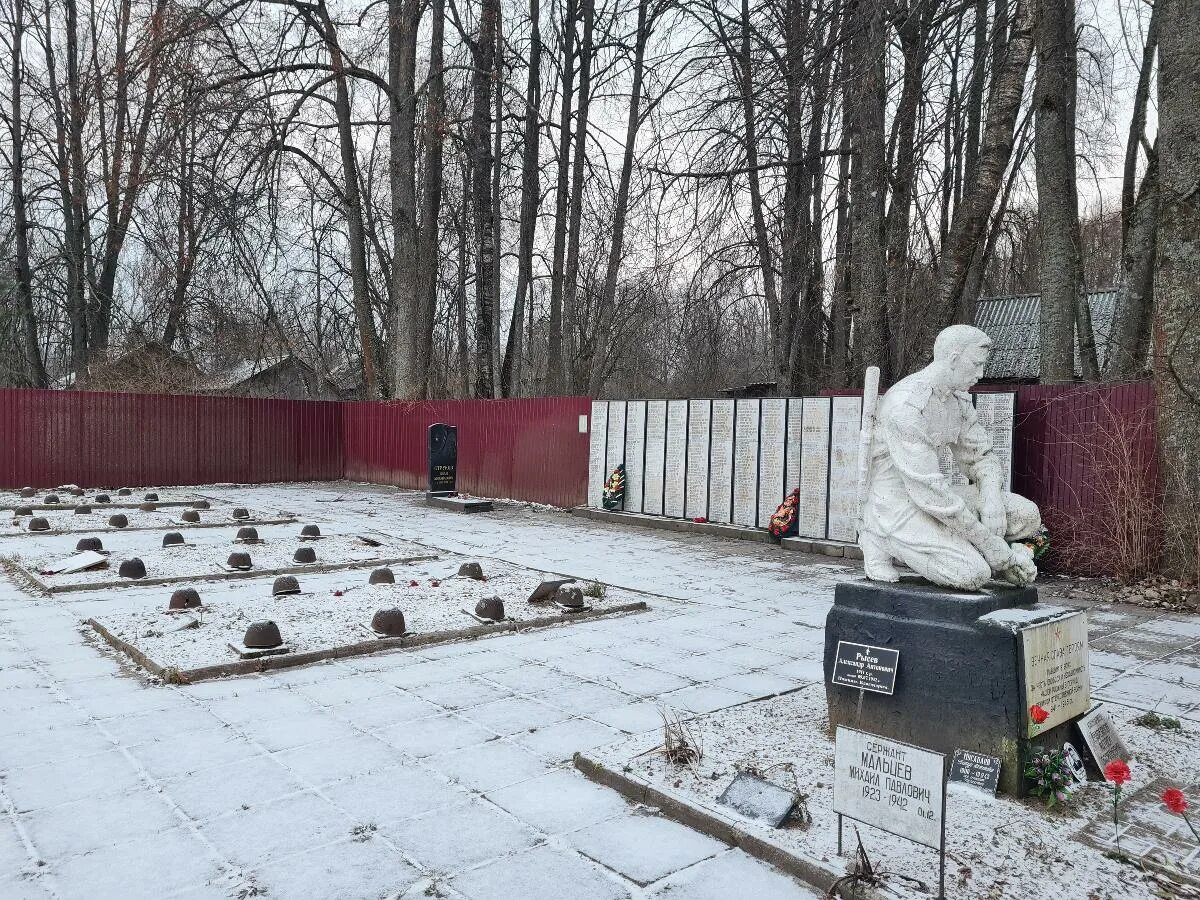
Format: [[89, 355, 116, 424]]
[[857, 324, 1042, 591]]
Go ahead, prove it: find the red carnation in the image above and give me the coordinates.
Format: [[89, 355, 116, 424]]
[[1104, 759, 1131, 786], [1164, 788, 1189, 814], [408, 580, 418, 587], [1029, 704, 1049, 724], [693, 516, 707, 523], [430, 580, 440, 587], [333, 590, 344, 597]]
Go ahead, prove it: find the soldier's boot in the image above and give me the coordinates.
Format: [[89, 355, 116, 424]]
[[860, 530, 900, 582]]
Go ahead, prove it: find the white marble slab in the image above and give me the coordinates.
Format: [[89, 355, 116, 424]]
[[757, 399, 786, 527], [785, 399, 804, 494], [797, 398, 830, 538], [733, 399, 760, 527], [827, 396, 862, 542], [643, 401, 667, 515], [664, 401, 688, 517], [623, 400, 647, 513], [708, 399, 735, 523], [587, 401, 608, 508], [974, 392, 1016, 491], [686, 400, 711, 519], [605, 401, 627, 488]]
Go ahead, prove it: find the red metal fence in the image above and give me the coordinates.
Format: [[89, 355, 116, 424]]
[[0, 385, 1159, 574], [341, 397, 591, 508], [0, 389, 344, 488]]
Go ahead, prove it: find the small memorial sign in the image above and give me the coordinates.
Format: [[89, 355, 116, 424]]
[[1021, 612, 1090, 736], [833, 727, 945, 850], [428, 423, 458, 495], [717, 772, 797, 828], [948, 749, 1002, 796], [1076, 707, 1131, 772], [831, 641, 899, 695]]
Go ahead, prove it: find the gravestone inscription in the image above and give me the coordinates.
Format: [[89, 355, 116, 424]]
[[1021, 612, 1090, 736], [1076, 707, 1131, 771], [428, 423, 458, 495], [948, 749, 1002, 796]]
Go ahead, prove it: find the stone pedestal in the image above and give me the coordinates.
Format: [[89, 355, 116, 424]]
[[426, 494, 494, 513], [823, 578, 1090, 796]]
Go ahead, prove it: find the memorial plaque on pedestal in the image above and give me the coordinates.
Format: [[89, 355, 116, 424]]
[[587, 402, 608, 508], [624, 401, 647, 513], [833, 726, 945, 850], [948, 749, 1002, 796], [732, 399, 760, 527], [428, 423, 458, 495], [784, 399, 803, 493], [708, 399, 735, 523], [797, 398, 830, 538], [757, 399, 786, 528], [664, 401, 688, 517], [643, 401, 667, 515], [831, 640, 899, 694], [1020, 611, 1090, 737], [686, 400, 711, 519], [1076, 707, 1131, 772], [827, 396, 862, 542]]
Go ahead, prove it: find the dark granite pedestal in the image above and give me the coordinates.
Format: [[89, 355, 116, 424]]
[[824, 578, 1090, 796]]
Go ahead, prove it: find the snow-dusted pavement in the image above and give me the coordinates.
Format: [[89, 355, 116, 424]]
[[2, 482, 1196, 899]]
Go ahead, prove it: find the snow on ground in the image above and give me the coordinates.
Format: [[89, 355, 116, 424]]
[[89, 557, 640, 672], [0, 486, 202, 509], [1, 481, 1198, 899], [18, 530, 427, 590], [2, 506, 290, 537], [585, 683, 1200, 899]]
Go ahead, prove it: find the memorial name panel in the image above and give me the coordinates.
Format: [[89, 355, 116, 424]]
[[732, 400, 760, 527], [784, 400, 804, 494], [948, 749, 1002, 796], [643, 401, 668, 516], [708, 399, 735, 523], [831, 641, 899, 695], [797, 398, 831, 538], [664, 401, 689, 517], [605, 402, 627, 507], [587, 402, 608, 508], [624, 400, 647, 513], [973, 392, 1016, 491], [757, 399, 787, 528], [827, 396, 862, 542], [686, 400, 712, 519]]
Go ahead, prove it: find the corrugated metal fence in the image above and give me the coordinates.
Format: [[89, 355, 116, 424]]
[[341, 397, 591, 509], [0, 389, 344, 488], [0, 385, 1158, 574]]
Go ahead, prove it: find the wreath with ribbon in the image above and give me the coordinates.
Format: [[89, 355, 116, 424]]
[[602, 463, 626, 510], [768, 487, 801, 538], [1022, 526, 1051, 561]]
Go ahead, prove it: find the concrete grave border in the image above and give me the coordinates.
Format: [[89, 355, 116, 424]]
[[87, 600, 648, 684], [1, 516, 298, 540], [20, 553, 440, 595], [572, 752, 880, 900]]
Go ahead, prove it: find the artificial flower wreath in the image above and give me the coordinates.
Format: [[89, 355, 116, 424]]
[[602, 463, 626, 510], [768, 487, 801, 538]]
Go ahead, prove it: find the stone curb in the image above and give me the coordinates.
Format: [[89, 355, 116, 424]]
[[34, 554, 441, 595], [572, 753, 881, 900], [87, 600, 649, 684], [570, 506, 863, 559], [2, 500, 198, 512], [1, 517, 298, 539]]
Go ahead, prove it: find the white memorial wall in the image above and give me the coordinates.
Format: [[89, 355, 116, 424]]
[[587, 393, 1016, 541]]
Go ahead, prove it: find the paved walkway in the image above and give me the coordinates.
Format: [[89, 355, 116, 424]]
[[1, 483, 1196, 899]]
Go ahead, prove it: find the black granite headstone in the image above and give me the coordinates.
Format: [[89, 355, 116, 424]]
[[428, 423, 458, 496]]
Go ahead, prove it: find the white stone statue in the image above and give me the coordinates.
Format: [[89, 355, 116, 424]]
[[858, 325, 1042, 590]]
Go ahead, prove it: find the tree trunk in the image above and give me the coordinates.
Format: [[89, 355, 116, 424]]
[[61, 0, 89, 377], [845, 0, 888, 383], [829, 96, 852, 388], [1154, 0, 1200, 581], [936, 0, 1034, 334], [490, 5, 504, 399], [502, 0, 542, 397], [417, 0, 445, 395], [1108, 3, 1159, 379], [562, 0, 594, 393], [589, 0, 650, 395], [470, 0, 500, 397], [1035, 0, 1087, 382], [8, 0, 48, 387], [545, 0, 578, 394], [388, 0, 422, 399]]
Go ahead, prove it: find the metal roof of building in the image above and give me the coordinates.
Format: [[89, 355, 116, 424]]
[[973, 289, 1118, 380]]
